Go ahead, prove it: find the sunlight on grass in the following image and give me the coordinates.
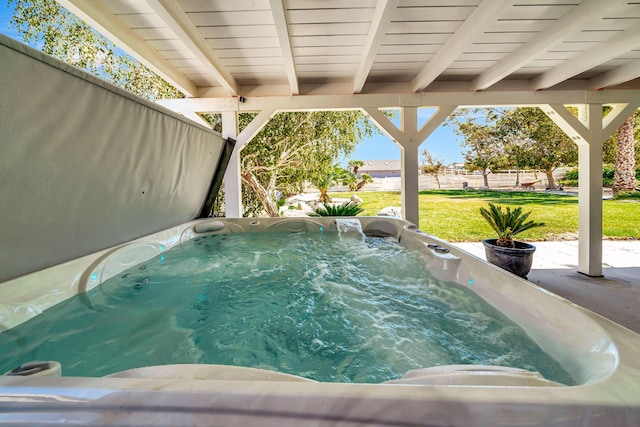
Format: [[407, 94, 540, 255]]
[[332, 190, 639, 242]]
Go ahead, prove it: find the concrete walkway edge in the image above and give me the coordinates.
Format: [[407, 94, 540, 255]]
[[453, 240, 640, 334]]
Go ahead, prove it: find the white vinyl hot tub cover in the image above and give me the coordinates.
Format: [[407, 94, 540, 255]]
[[0, 34, 228, 283]]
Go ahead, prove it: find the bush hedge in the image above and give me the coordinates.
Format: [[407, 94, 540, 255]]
[[560, 166, 640, 187]]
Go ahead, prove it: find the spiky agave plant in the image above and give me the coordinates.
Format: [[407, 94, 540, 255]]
[[312, 201, 364, 217], [479, 202, 545, 248]]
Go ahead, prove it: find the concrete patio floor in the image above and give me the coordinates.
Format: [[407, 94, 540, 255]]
[[454, 240, 640, 334]]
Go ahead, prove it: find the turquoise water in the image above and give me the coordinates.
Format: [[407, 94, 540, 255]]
[[0, 231, 575, 385]]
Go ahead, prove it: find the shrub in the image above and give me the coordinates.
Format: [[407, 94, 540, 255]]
[[603, 165, 615, 187], [312, 202, 364, 217], [559, 166, 638, 188], [563, 168, 579, 181], [479, 203, 545, 248], [613, 191, 640, 200]]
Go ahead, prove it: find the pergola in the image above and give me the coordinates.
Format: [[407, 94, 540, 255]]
[[57, 0, 640, 277]]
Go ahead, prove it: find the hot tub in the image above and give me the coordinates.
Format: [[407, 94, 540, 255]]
[[0, 216, 639, 426]]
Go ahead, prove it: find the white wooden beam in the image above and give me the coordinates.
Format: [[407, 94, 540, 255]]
[[236, 109, 277, 149], [56, 0, 198, 97], [603, 103, 640, 138], [532, 26, 640, 90], [539, 104, 590, 144], [353, 0, 398, 94], [589, 59, 640, 90], [472, 0, 624, 91], [362, 107, 405, 143], [145, 0, 239, 96], [269, 0, 299, 95], [181, 112, 212, 128], [418, 106, 457, 143], [411, 0, 509, 92], [157, 90, 640, 114], [541, 102, 640, 148]]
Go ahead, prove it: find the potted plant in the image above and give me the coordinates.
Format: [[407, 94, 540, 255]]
[[480, 202, 545, 278]]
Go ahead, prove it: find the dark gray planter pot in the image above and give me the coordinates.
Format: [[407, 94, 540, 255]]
[[482, 239, 536, 279]]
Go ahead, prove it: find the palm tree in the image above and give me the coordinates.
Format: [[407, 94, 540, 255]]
[[311, 167, 348, 203], [342, 160, 373, 191], [612, 115, 636, 196], [355, 173, 373, 191]]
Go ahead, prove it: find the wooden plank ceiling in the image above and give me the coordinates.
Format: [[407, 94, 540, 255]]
[[57, 0, 640, 99]]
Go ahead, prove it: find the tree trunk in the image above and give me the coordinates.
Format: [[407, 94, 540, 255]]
[[613, 115, 636, 196], [482, 169, 490, 187], [545, 169, 556, 190], [319, 188, 330, 203], [434, 174, 441, 189], [241, 171, 280, 217]]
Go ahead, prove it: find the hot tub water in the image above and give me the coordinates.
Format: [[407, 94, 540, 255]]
[[0, 230, 575, 385]]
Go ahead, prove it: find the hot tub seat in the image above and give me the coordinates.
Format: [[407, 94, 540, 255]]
[[107, 364, 314, 382], [384, 365, 564, 387]]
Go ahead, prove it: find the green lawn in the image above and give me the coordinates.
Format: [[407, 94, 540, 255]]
[[331, 190, 640, 242]]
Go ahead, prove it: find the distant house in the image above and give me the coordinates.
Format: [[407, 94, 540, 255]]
[[358, 160, 401, 178]]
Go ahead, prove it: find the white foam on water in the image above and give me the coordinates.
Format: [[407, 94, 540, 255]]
[[336, 218, 365, 242], [0, 230, 576, 385]]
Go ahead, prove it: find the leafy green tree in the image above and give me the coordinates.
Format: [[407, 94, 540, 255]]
[[502, 141, 532, 186], [347, 160, 365, 175], [310, 166, 349, 203], [420, 149, 445, 189], [450, 108, 506, 188], [341, 160, 373, 191], [497, 108, 577, 189], [240, 111, 375, 216], [9, 0, 182, 100], [343, 172, 373, 192]]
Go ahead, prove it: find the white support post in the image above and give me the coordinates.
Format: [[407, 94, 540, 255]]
[[222, 112, 241, 218], [576, 103, 604, 276], [543, 102, 640, 276], [363, 106, 456, 227], [543, 104, 605, 276], [222, 109, 276, 218], [400, 107, 420, 226], [578, 135, 604, 276]]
